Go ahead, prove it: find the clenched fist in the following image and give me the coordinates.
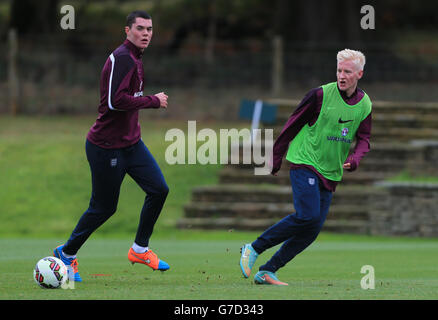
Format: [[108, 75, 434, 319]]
[[154, 92, 168, 108]]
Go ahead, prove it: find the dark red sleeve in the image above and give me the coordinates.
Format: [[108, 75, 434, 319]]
[[271, 88, 322, 174], [109, 55, 160, 111], [345, 112, 372, 171]]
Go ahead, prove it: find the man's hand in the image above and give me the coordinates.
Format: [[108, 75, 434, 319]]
[[343, 162, 351, 170], [268, 158, 279, 176], [154, 92, 168, 108]]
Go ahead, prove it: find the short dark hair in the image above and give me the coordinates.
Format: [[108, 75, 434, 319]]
[[126, 11, 151, 28]]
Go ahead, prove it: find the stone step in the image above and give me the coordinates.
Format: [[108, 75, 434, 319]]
[[340, 171, 393, 184], [184, 201, 293, 219], [189, 184, 383, 207], [369, 127, 438, 141], [275, 112, 438, 129], [184, 201, 369, 221], [270, 125, 438, 141], [322, 220, 370, 234], [177, 217, 369, 233], [226, 126, 436, 147], [362, 113, 438, 128], [228, 142, 421, 175], [177, 217, 278, 230], [232, 139, 423, 160], [218, 166, 390, 186], [231, 157, 407, 173], [369, 101, 438, 114], [362, 142, 422, 160], [268, 99, 438, 115], [191, 184, 292, 203]]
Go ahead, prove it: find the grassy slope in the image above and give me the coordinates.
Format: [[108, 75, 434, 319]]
[[0, 115, 234, 237]]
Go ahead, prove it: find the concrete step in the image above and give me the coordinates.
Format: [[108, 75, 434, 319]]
[[184, 201, 293, 219], [184, 201, 369, 221], [177, 217, 369, 233], [218, 166, 390, 186], [177, 216, 279, 231], [363, 142, 422, 160], [191, 184, 292, 203], [232, 157, 407, 173], [231, 141, 422, 166], [367, 113, 438, 128], [268, 99, 438, 115], [276, 112, 438, 129], [268, 100, 438, 140], [370, 127, 438, 141], [322, 220, 370, 234], [271, 125, 438, 141], [190, 184, 381, 207]]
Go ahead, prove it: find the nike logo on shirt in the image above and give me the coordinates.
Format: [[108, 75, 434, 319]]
[[338, 118, 353, 124]]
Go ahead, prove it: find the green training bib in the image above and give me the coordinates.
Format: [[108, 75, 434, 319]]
[[286, 82, 371, 181]]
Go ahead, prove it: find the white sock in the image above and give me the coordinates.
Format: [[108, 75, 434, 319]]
[[62, 250, 76, 259], [132, 243, 148, 254]]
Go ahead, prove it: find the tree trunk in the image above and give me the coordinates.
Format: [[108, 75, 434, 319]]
[[272, 35, 284, 96], [8, 29, 19, 116], [205, 0, 217, 64]]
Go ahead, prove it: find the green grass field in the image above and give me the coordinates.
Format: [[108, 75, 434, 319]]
[[1, 116, 438, 300], [1, 232, 438, 300]]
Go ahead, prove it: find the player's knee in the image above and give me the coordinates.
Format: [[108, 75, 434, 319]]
[[153, 183, 169, 197], [100, 203, 118, 218], [89, 197, 117, 214], [161, 187, 169, 199], [303, 215, 325, 235], [85, 205, 117, 221], [161, 183, 169, 195], [297, 211, 321, 224]]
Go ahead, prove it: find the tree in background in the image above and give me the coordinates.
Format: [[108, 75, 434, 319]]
[[9, 0, 59, 34]]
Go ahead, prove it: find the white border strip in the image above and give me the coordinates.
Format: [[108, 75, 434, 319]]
[[107, 54, 124, 111]]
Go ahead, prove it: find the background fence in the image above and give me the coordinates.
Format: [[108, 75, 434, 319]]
[[1, 0, 438, 115], [2, 36, 438, 86]]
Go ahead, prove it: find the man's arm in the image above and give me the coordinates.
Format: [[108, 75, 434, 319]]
[[108, 54, 161, 111], [271, 88, 321, 175], [344, 112, 372, 171]]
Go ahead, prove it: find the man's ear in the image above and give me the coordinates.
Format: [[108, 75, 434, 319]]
[[357, 70, 364, 80], [124, 26, 130, 36]]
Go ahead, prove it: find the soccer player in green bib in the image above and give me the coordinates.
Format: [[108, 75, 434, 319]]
[[240, 49, 372, 285]]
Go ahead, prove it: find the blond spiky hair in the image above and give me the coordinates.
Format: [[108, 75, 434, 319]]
[[337, 49, 366, 71]]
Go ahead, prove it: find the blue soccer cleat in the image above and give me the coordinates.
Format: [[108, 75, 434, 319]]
[[54, 244, 82, 282], [254, 271, 288, 286], [240, 243, 259, 278]]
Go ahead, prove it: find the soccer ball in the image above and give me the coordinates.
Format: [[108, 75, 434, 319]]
[[33, 257, 68, 289]]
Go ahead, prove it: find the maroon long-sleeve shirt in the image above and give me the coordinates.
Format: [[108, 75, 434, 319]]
[[87, 39, 161, 149], [272, 86, 372, 192]]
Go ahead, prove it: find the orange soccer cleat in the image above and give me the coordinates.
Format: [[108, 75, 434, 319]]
[[128, 248, 170, 271]]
